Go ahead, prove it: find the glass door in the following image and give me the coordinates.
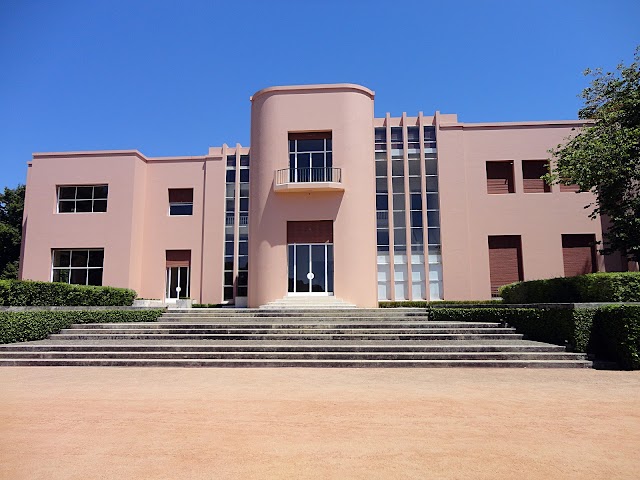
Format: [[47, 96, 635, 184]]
[[288, 244, 333, 294], [165, 266, 190, 300]]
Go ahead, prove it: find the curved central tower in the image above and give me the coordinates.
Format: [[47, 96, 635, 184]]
[[248, 84, 377, 307]]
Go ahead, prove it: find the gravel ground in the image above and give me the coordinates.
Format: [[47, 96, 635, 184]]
[[1, 368, 639, 479]]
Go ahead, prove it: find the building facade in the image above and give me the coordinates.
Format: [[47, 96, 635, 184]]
[[19, 83, 627, 307]]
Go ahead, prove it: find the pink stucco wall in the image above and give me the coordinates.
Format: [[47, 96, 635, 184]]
[[20, 150, 228, 303], [19, 83, 627, 305], [248, 84, 378, 307], [437, 119, 607, 300]]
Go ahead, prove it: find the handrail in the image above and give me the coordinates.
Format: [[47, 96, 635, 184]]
[[275, 167, 342, 185]]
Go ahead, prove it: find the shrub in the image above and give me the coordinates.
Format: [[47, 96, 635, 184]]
[[0, 280, 137, 306], [192, 303, 225, 308], [499, 272, 640, 304], [427, 305, 640, 369], [592, 305, 640, 370], [379, 300, 502, 308], [427, 307, 594, 352], [0, 309, 164, 344]]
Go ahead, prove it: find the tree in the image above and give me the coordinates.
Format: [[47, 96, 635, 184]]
[[547, 47, 640, 263], [0, 184, 26, 279]]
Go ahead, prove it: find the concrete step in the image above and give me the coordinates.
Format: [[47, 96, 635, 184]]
[[162, 312, 430, 318], [0, 344, 568, 353], [0, 358, 592, 368], [160, 315, 433, 321], [70, 322, 503, 329], [59, 327, 516, 335], [0, 351, 588, 361], [260, 297, 358, 309], [48, 333, 524, 341], [0, 309, 591, 369]]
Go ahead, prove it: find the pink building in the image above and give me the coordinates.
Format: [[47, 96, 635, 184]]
[[19, 84, 627, 307]]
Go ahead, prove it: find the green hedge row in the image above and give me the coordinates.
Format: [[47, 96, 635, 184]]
[[0, 280, 137, 306], [499, 272, 640, 303], [0, 309, 164, 344], [380, 300, 503, 308], [592, 306, 640, 370], [192, 303, 225, 308], [428, 306, 640, 370]]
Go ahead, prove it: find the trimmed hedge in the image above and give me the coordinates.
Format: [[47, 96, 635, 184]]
[[0, 309, 164, 344], [0, 280, 137, 306], [592, 305, 640, 370], [192, 303, 225, 308], [380, 300, 503, 308], [499, 272, 640, 304], [427, 306, 640, 370], [428, 307, 588, 349]]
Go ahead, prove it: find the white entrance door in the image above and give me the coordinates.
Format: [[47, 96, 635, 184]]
[[165, 266, 189, 302], [287, 243, 334, 295]]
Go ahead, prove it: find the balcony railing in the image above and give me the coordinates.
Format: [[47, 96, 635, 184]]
[[275, 167, 342, 185]]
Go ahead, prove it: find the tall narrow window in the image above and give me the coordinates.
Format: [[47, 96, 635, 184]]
[[224, 155, 236, 301], [168, 188, 193, 215], [288, 132, 333, 182], [522, 160, 551, 193], [488, 235, 523, 296], [562, 234, 597, 277], [486, 161, 515, 194], [166, 250, 191, 299], [237, 154, 250, 297]]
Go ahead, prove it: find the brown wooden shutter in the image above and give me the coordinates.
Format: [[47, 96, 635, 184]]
[[486, 162, 515, 194], [562, 234, 596, 277], [166, 250, 191, 267], [288, 132, 332, 141], [287, 221, 333, 243], [560, 184, 580, 193], [168, 189, 193, 203], [522, 161, 551, 193], [488, 236, 523, 296]]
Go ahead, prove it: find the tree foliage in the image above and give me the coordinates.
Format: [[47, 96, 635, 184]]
[[0, 185, 25, 279], [547, 47, 640, 262]]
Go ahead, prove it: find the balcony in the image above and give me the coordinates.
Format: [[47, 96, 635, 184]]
[[274, 167, 344, 193]]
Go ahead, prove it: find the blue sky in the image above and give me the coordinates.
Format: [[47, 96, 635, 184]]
[[1, 0, 638, 188]]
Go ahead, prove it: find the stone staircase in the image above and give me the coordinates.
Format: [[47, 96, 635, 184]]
[[0, 309, 592, 367], [260, 296, 357, 309]]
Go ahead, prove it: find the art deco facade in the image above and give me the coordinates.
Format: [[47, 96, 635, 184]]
[[19, 84, 627, 307]]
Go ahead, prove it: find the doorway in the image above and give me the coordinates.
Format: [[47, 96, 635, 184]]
[[165, 250, 191, 302], [288, 243, 334, 295]]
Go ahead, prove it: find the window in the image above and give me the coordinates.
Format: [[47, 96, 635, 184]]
[[390, 127, 403, 150], [52, 249, 104, 286], [424, 126, 436, 150], [488, 236, 523, 296], [57, 185, 108, 213], [486, 161, 515, 194], [288, 132, 333, 182], [560, 183, 581, 193], [375, 127, 387, 152], [166, 250, 190, 299], [562, 234, 597, 277], [168, 188, 193, 215], [522, 160, 551, 193]]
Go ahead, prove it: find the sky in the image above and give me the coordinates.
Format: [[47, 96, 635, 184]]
[[1, 0, 638, 188]]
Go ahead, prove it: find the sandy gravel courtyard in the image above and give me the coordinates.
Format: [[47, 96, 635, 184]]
[[1, 367, 639, 479]]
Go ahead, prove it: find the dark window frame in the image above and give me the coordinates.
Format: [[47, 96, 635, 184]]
[[57, 185, 108, 214]]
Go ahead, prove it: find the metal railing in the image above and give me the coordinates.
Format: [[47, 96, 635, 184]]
[[275, 167, 342, 185]]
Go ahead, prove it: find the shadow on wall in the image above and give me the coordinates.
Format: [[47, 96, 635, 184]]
[[600, 214, 634, 272], [18, 216, 27, 280], [258, 184, 344, 248]]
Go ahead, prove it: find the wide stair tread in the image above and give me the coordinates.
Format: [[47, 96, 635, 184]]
[[0, 310, 592, 368]]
